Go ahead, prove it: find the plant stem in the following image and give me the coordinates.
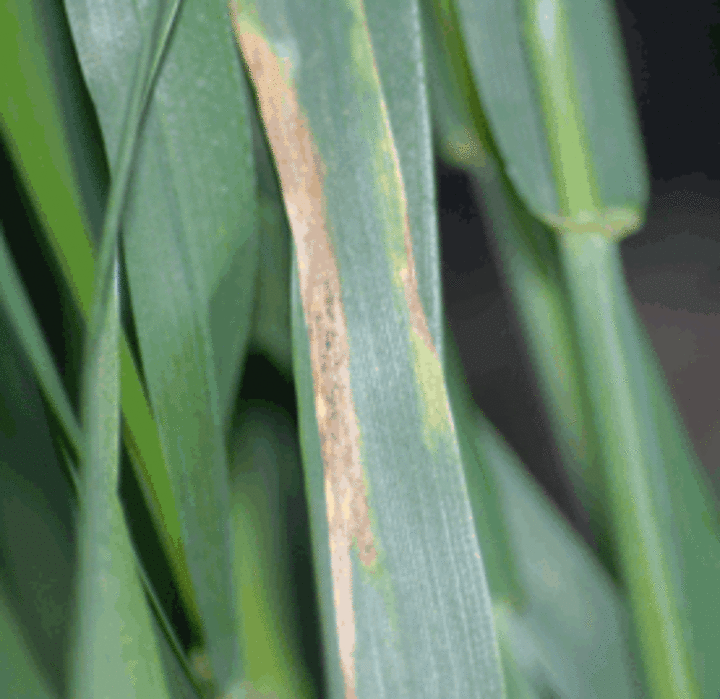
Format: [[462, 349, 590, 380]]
[[556, 231, 699, 699]]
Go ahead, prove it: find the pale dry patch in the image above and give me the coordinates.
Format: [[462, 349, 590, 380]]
[[230, 13, 376, 698]]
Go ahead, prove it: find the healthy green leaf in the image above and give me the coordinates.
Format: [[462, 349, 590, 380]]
[[452, 0, 648, 236], [419, 0, 492, 171], [467, 163, 609, 558], [1, 0, 197, 631], [0, 259, 199, 699], [421, 0, 608, 563], [520, 0, 647, 235], [443, 319, 525, 610], [63, 0, 258, 688], [72, 260, 171, 699], [249, 194, 293, 378], [0, 310, 77, 699], [233, 0, 505, 696], [443, 1, 718, 694], [522, 0, 718, 692], [244, 95, 296, 377], [444, 321, 640, 697], [476, 410, 640, 699], [71, 1, 187, 691], [0, 0, 98, 300], [451, 0, 558, 220]]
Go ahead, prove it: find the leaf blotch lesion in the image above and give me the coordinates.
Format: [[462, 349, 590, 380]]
[[231, 16, 377, 698]]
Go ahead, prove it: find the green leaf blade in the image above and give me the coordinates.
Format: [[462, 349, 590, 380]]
[[453, 0, 648, 239], [0, 225, 82, 460], [0, 583, 57, 699], [3, 0, 199, 634], [234, 1, 505, 696], [451, 0, 559, 221], [72, 261, 171, 699], [63, 0, 258, 689]]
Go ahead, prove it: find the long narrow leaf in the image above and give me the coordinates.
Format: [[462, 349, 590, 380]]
[[72, 260, 171, 698], [432, 0, 720, 694], [467, 162, 607, 552], [421, 0, 607, 560], [71, 0, 187, 692], [443, 318, 525, 609], [233, 1, 505, 696], [247, 85, 294, 377], [443, 320, 640, 697], [0, 309, 78, 698], [521, 0, 718, 694], [64, 0, 258, 688], [1, 0, 197, 628], [229, 404, 316, 699], [419, 0, 492, 171], [0, 224, 82, 461], [475, 407, 640, 699]]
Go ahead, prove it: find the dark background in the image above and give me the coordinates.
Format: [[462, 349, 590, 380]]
[[438, 0, 720, 524]]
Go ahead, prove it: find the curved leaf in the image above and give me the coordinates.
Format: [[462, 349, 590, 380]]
[[2, 0, 197, 632], [63, 0, 258, 688]]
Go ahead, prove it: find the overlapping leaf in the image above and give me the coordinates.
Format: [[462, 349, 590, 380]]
[[63, 0, 258, 688], [0, 583, 55, 699], [447, 0, 720, 695], [1, 1, 200, 694], [421, 0, 608, 565], [0, 307, 77, 699], [444, 324, 639, 698], [72, 259, 171, 699], [1, 0, 196, 631], [228, 403, 316, 699]]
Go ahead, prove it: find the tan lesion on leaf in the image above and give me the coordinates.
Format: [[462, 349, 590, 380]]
[[231, 12, 376, 699], [373, 70, 452, 441], [398, 201, 436, 359], [361, 31, 440, 367]]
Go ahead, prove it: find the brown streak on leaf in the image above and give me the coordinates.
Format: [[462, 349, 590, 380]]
[[374, 54, 439, 366], [401, 200, 437, 359], [231, 15, 376, 699]]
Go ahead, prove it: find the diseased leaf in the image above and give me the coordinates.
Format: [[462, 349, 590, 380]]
[[233, 1, 505, 696]]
